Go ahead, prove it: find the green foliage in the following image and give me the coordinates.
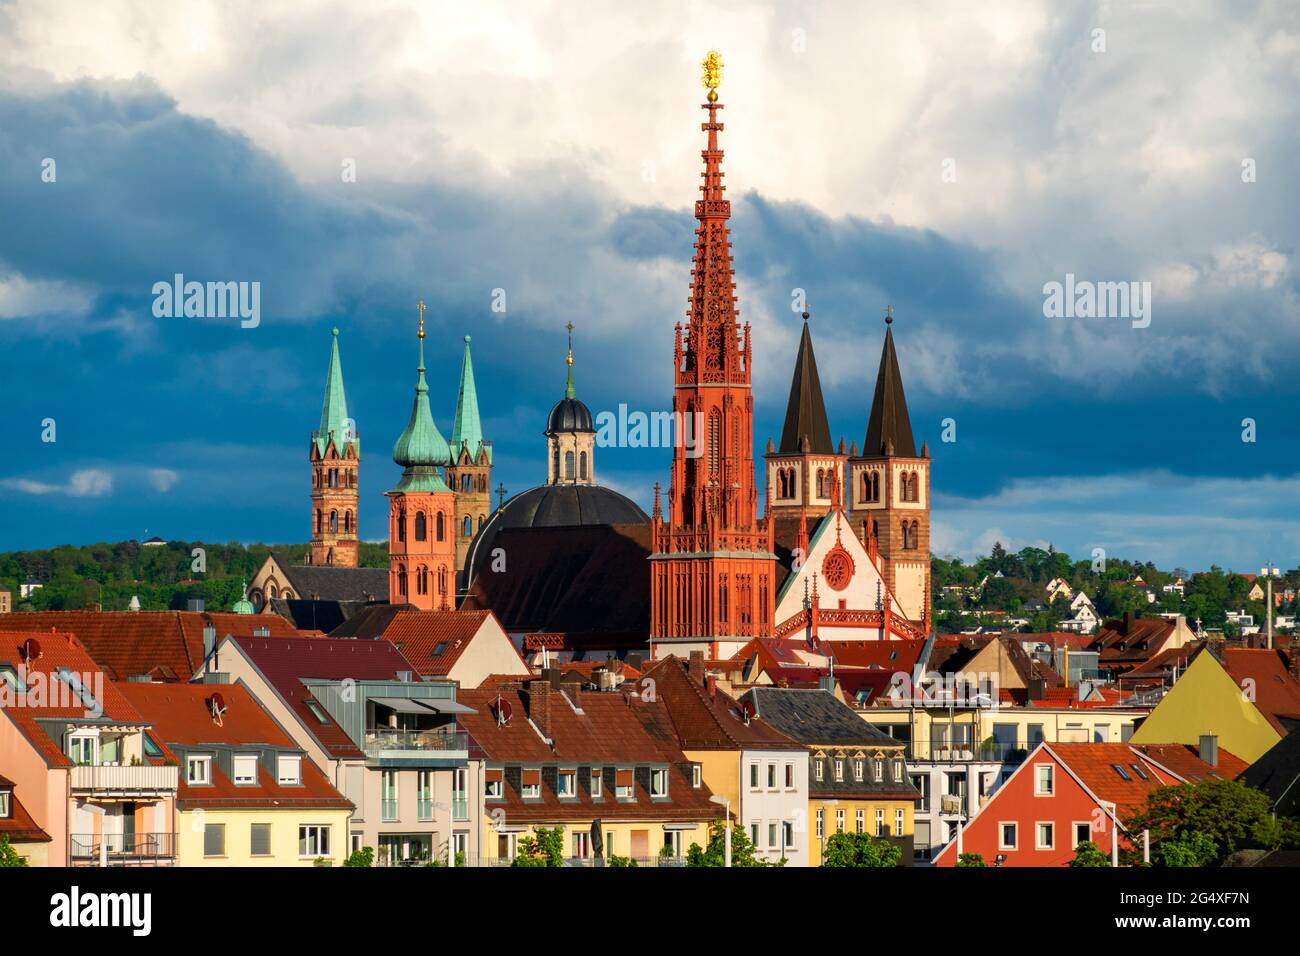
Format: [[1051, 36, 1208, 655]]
[[821, 831, 902, 867], [343, 846, 374, 867], [0, 835, 30, 867], [312, 856, 333, 867], [1124, 778, 1276, 866], [685, 819, 783, 867], [955, 852, 986, 867], [512, 826, 565, 867], [606, 853, 637, 867], [1068, 840, 1111, 867]]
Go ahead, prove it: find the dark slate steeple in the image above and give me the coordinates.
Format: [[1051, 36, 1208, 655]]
[[863, 307, 916, 458], [778, 312, 833, 455]]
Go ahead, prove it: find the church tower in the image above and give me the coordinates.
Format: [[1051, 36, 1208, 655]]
[[848, 308, 931, 624], [387, 306, 457, 610], [650, 51, 777, 660], [308, 328, 359, 567], [764, 310, 847, 530], [446, 335, 492, 572], [545, 323, 596, 486]]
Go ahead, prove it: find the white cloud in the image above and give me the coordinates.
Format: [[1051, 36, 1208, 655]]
[[147, 468, 180, 493], [1, 468, 113, 497], [0, 272, 94, 319]]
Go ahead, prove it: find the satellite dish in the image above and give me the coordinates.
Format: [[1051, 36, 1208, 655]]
[[494, 696, 513, 725], [19, 638, 41, 664], [208, 693, 228, 726], [741, 700, 755, 725]]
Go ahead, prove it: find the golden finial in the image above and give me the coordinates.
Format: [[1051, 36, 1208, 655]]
[[701, 50, 723, 103], [566, 321, 574, 365], [417, 300, 426, 337]]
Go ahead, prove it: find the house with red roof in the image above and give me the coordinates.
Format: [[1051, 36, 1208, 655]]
[[0, 629, 179, 866], [117, 681, 354, 866], [932, 741, 1235, 867], [196, 634, 480, 866], [0, 610, 302, 682], [458, 673, 718, 865], [0, 773, 52, 865], [329, 605, 529, 688]]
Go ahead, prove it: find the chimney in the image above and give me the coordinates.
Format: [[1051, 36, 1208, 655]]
[[706, 675, 717, 700], [688, 650, 705, 685], [1123, 610, 1134, 633], [528, 680, 553, 740], [188, 598, 206, 613], [203, 624, 217, 666], [1198, 734, 1218, 768]]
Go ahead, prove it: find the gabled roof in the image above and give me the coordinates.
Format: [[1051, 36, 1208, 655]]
[[640, 657, 802, 751], [0, 630, 149, 768], [861, 323, 916, 458], [0, 774, 51, 844], [278, 562, 390, 603], [117, 681, 353, 811], [226, 635, 425, 760], [1047, 743, 1185, 816], [777, 319, 833, 455], [330, 606, 528, 678], [741, 687, 901, 748], [1134, 743, 1249, 782], [1240, 731, 1300, 811], [0, 610, 302, 682], [1220, 648, 1300, 736], [1092, 614, 1175, 662]]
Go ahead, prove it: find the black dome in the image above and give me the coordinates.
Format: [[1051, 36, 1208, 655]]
[[546, 397, 595, 434], [463, 483, 648, 587]]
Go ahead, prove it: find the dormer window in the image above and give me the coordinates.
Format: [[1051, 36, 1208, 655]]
[[692, 764, 702, 788], [67, 733, 98, 767], [485, 769, 503, 798], [834, 759, 844, 781], [814, 760, 824, 782], [0, 790, 10, 818], [521, 768, 541, 799], [187, 755, 212, 785], [650, 768, 668, 798], [277, 755, 301, 786], [873, 758, 884, 782], [853, 759, 864, 781], [590, 769, 603, 798], [892, 758, 904, 782], [615, 768, 634, 799], [233, 754, 258, 786], [558, 769, 577, 798]]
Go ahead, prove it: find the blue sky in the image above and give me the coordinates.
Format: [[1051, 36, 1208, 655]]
[[2, 1, 1299, 571]]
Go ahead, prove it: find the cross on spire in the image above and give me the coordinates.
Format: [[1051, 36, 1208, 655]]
[[885, 304, 893, 325], [417, 300, 427, 337], [495, 482, 507, 511]]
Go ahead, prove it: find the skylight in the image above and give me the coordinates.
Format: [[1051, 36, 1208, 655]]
[[1111, 764, 1131, 781]]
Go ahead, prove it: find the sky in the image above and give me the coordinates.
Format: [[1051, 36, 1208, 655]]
[[1, 0, 1299, 571]]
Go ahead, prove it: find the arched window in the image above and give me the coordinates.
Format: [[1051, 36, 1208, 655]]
[[565, 451, 575, 480], [478, 514, 486, 530], [580, 451, 588, 480], [315, 510, 322, 533], [438, 566, 447, 597], [326, 548, 334, 566], [436, 511, 445, 541], [708, 411, 721, 475], [477, 475, 486, 493], [553, 445, 560, 482], [414, 511, 427, 541], [398, 507, 407, 542], [416, 566, 428, 595], [463, 516, 473, 537], [862, 470, 880, 504], [347, 510, 354, 533], [329, 510, 338, 533], [397, 565, 408, 597], [461, 474, 472, 492]]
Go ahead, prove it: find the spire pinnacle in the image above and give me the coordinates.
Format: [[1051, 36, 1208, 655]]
[[451, 333, 487, 463], [778, 314, 833, 454], [862, 309, 916, 458], [391, 308, 451, 487], [565, 321, 576, 400], [315, 327, 355, 457]]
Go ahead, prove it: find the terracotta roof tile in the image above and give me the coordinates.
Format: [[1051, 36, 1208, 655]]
[[0, 775, 51, 843], [1221, 648, 1300, 736]]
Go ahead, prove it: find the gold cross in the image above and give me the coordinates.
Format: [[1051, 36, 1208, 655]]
[[417, 300, 426, 337]]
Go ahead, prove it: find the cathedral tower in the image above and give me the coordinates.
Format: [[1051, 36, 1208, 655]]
[[848, 308, 931, 624], [308, 328, 359, 567], [650, 51, 777, 660], [387, 306, 457, 610], [446, 335, 492, 572], [764, 310, 847, 530]]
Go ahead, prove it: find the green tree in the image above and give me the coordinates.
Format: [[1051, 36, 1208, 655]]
[[1125, 778, 1275, 866], [955, 852, 986, 867], [1068, 840, 1110, 867], [0, 835, 29, 867], [685, 819, 782, 867], [606, 853, 638, 867], [1155, 831, 1217, 867], [512, 826, 565, 867], [821, 831, 902, 867], [343, 846, 374, 867]]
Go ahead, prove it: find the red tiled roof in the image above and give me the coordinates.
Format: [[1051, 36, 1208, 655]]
[[1022, 632, 1095, 651], [558, 659, 642, 682], [1050, 743, 1184, 816], [0, 611, 304, 682], [640, 657, 802, 751], [457, 682, 719, 822], [334, 607, 527, 678], [1136, 743, 1249, 782], [116, 681, 352, 811], [0, 630, 148, 768], [0, 775, 51, 843], [1221, 648, 1300, 736], [1092, 616, 1176, 664], [230, 636, 423, 759]]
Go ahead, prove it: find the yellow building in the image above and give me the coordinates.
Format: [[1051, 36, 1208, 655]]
[[1129, 645, 1286, 763], [119, 681, 354, 867]]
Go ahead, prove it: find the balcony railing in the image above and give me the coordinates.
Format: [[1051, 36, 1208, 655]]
[[381, 799, 399, 822], [909, 741, 1037, 764], [364, 729, 468, 757], [70, 832, 176, 864], [451, 796, 469, 821], [70, 764, 179, 795]]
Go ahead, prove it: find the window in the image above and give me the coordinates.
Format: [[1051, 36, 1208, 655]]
[[1036, 822, 1055, 850], [485, 770, 503, 799], [784, 763, 794, 789], [855, 809, 864, 833], [558, 770, 577, 798], [815, 809, 824, 839], [769, 821, 778, 848], [835, 809, 845, 832], [783, 821, 794, 850], [300, 825, 331, 858], [187, 755, 212, 785], [0, 791, 10, 818], [750, 763, 760, 789], [278, 755, 301, 786], [895, 809, 905, 836], [305, 700, 330, 724], [436, 511, 445, 541], [814, 760, 824, 782], [579, 451, 588, 480], [875, 809, 885, 837], [204, 823, 225, 857], [1111, 764, 1131, 781], [564, 451, 575, 480], [381, 770, 399, 821], [522, 768, 542, 800], [233, 754, 257, 786], [67, 734, 98, 767], [650, 768, 668, 798], [590, 770, 603, 798], [414, 511, 427, 540], [692, 764, 702, 788], [750, 822, 759, 846], [999, 822, 1018, 850], [1129, 763, 1149, 781], [834, 759, 844, 781], [463, 516, 473, 537], [767, 763, 777, 789], [250, 823, 272, 857], [873, 758, 884, 782], [663, 830, 683, 858], [1074, 822, 1092, 848], [572, 832, 591, 859], [892, 758, 904, 782], [417, 770, 434, 820], [853, 759, 864, 782], [1034, 764, 1054, 796]]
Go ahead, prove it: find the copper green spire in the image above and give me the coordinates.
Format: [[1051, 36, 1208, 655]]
[[315, 328, 357, 457], [450, 334, 489, 463], [564, 321, 576, 400], [391, 305, 452, 492]]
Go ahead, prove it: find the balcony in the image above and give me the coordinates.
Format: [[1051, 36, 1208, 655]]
[[70, 832, 176, 866], [70, 764, 179, 797], [364, 729, 468, 765]]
